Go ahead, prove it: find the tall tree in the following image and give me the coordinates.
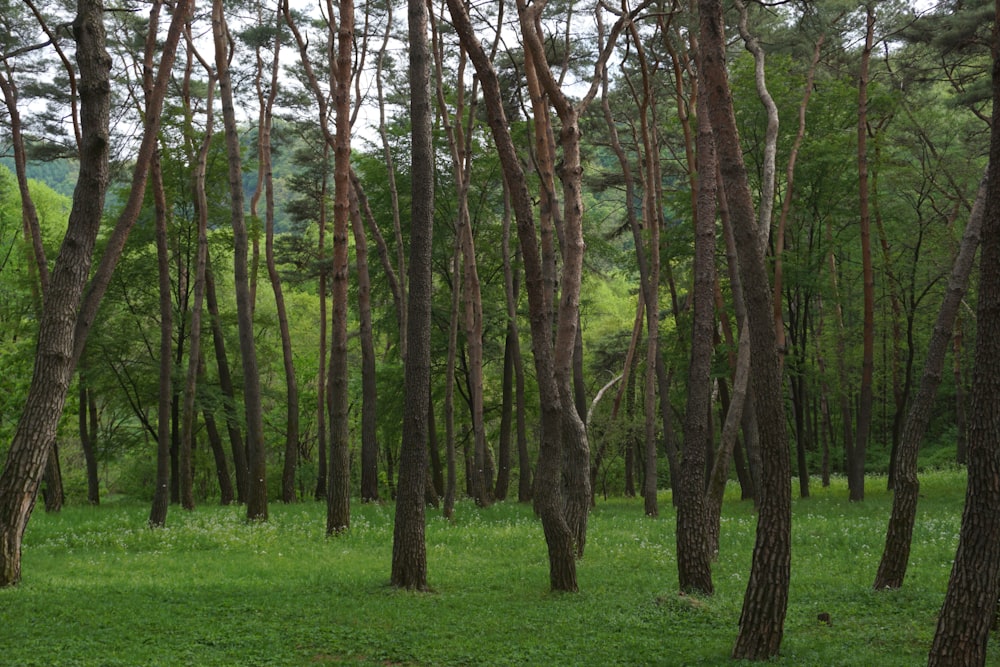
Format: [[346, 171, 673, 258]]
[[675, 73, 717, 596], [391, 0, 434, 590], [698, 0, 791, 658], [213, 0, 268, 521], [0, 0, 189, 586], [447, 0, 578, 591], [926, 6, 1000, 660], [850, 3, 876, 502]]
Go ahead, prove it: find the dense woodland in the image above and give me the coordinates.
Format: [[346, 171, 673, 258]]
[[2, 0, 1000, 662]]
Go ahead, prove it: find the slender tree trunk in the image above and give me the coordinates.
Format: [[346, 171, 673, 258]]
[[443, 235, 462, 519], [179, 68, 215, 513], [502, 189, 532, 504], [252, 14, 299, 505], [78, 378, 100, 505], [149, 145, 173, 525], [326, 0, 354, 533], [349, 171, 380, 504], [874, 174, 985, 590], [391, 0, 433, 589], [316, 147, 330, 501], [676, 78, 717, 595], [213, 0, 268, 521], [205, 260, 249, 503], [849, 4, 877, 503], [448, 0, 577, 590]]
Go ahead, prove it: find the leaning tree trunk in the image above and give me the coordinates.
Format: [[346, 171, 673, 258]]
[[874, 174, 985, 591], [448, 0, 577, 591], [0, 0, 113, 586]]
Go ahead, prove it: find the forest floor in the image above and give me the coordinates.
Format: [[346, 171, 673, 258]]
[[3, 469, 995, 666]]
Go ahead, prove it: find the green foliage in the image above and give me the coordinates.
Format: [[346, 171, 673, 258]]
[[5, 471, 994, 666]]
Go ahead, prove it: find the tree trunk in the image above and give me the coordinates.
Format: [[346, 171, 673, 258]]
[[851, 4, 876, 503], [349, 169, 380, 504], [149, 148, 173, 525], [449, 0, 577, 590], [927, 23, 1000, 658], [213, 0, 268, 521], [205, 260, 249, 504], [325, 0, 354, 534], [391, 0, 433, 590], [874, 174, 985, 590], [316, 147, 331, 501], [443, 238, 461, 520], [179, 66, 215, 513], [699, 0, 791, 658], [676, 77, 717, 595], [78, 379, 100, 505], [253, 15, 299, 506]]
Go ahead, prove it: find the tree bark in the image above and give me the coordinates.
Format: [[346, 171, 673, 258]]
[[149, 147, 173, 526], [254, 12, 299, 506], [205, 259, 249, 504], [349, 168, 380, 504], [325, 0, 354, 533], [850, 4, 876, 503], [78, 378, 100, 505], [448, 0, 577, 591]]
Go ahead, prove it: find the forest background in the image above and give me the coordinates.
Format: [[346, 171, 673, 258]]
[[0, 0, 997, 662]]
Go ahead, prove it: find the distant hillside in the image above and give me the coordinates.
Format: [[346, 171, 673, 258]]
[[0, 158, 78, 199]]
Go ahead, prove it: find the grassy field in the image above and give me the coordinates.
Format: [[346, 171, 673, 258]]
[[2, 470, 995, 666]]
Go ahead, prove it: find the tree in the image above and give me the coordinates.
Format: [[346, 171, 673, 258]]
[[0, 0, 189, 586], [391, 0, 434, 590], [675, 72, 717, 596], [213, 0, 268, 522], [698, 0, 791, 658], [926, 6, 1000, 660]]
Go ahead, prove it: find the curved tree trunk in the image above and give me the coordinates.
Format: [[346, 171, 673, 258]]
[[448, 0, 577, 590], [699, 0, 791, 658], [0, 0, 113, 585]]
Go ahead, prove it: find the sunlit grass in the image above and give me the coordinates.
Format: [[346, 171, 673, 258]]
[[2, 469, 993, 666]]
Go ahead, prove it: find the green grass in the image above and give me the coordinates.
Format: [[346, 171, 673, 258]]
[[2, 470, 995, 666]]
